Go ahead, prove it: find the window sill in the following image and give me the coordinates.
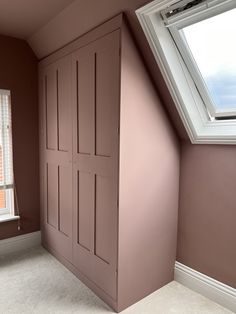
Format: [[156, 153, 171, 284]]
[[0, 214, 20, 223]]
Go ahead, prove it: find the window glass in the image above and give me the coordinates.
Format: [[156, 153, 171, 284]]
[[182, 8, 236, 111], [0, 90, 14, 215]]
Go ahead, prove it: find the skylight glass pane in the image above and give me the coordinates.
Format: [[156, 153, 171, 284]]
[[182, 8, 236, 111]]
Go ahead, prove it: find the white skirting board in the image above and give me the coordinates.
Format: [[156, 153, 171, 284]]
[[0, 231, 41, 256], [174, 262, 236, 313]]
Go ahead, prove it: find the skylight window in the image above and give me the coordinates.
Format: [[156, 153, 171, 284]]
[[177, 8, 236, 117], [136, 0, 236, 144]]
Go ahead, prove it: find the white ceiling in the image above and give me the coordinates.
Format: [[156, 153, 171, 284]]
[[0, 0, 75, 39]]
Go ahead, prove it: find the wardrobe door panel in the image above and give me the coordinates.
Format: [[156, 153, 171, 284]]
[[58, 59, 71, 152], [72, 30, 120, 300], [95, 175, 117, 265], [46, 163, 58, 229], [77, 171, 94, 251], [95, 49, 116, 157], [40, 55, 73, 262], [58, 165, 71, 237], [77, 55, 94, 155], [45, 67, 57, 150]]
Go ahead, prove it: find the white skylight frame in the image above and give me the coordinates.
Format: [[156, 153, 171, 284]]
[[136, 0, 236, 144], [168, 4, 236, 118]]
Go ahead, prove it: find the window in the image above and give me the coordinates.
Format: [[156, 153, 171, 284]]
[[136, 0, 236, 143], [0, 90, 14, 217]]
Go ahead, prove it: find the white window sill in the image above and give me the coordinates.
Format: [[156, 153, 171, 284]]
[[0, 214, 20, 223]]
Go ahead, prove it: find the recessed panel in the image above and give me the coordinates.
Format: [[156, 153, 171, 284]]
[[58, 165, 71, 236], [58, 58, 71, 152], [78, 171, 94, 251], [95, 49, 117, 157], [45, 70, 57, 150], [95, 175, 115, 264], [77, 55, 94, 155], [47, 163, 58, 228]]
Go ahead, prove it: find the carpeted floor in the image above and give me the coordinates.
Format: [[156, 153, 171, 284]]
[[0, 246, 233, 314]]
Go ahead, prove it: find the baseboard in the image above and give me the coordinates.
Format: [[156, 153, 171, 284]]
[[0, 231, 41, 256], [174, 261, 236, 313]]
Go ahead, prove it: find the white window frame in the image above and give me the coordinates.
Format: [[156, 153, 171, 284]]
[[136, 0, 236, 144], [0, 89, 15, 217], [0, 189, 14, 215]]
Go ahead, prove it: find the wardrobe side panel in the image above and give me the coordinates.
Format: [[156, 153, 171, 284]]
[[117, 24, 180, 311]]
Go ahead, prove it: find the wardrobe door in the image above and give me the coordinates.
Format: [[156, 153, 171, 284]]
[[39, 55, 73, 261], [72, 30, 120, 299]]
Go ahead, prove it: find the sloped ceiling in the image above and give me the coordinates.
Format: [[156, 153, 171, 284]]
[[0, 0, 75, 39], [28, 0, 153, 59]]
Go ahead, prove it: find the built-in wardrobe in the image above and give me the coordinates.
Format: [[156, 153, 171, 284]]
[[39, 14, 179, 312]]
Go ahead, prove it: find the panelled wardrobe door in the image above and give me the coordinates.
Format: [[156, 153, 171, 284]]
[[71, 30, 120, 300], [40, 55, 73, 261]]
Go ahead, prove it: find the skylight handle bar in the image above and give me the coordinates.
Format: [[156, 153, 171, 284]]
[[161, 0, 234, 27]]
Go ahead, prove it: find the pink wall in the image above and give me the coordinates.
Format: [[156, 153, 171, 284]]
[[178, 141, 236, 288], [0, 35, 39, 240]]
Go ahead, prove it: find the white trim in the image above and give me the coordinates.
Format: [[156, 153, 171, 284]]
[[0, 214, 20, 223], [174, 261, 236, 313], [0, 231, 41, 256], [136, 0, 236, 144]]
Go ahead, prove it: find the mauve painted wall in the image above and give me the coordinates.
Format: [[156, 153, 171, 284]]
[[0, 35, 39, 240], [178, 141, 236, 288], [28, 0, 235, 288]]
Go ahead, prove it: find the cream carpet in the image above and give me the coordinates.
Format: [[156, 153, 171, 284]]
[[0, 246, 233, 314]]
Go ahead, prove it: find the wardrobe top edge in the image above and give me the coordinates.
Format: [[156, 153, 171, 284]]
[[38, 13, 124, 69]]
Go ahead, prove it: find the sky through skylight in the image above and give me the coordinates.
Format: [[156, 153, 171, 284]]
[[182, 8, 236, 111]]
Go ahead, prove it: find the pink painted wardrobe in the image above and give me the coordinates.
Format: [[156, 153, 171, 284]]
[[39, 14, 179, 312]]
